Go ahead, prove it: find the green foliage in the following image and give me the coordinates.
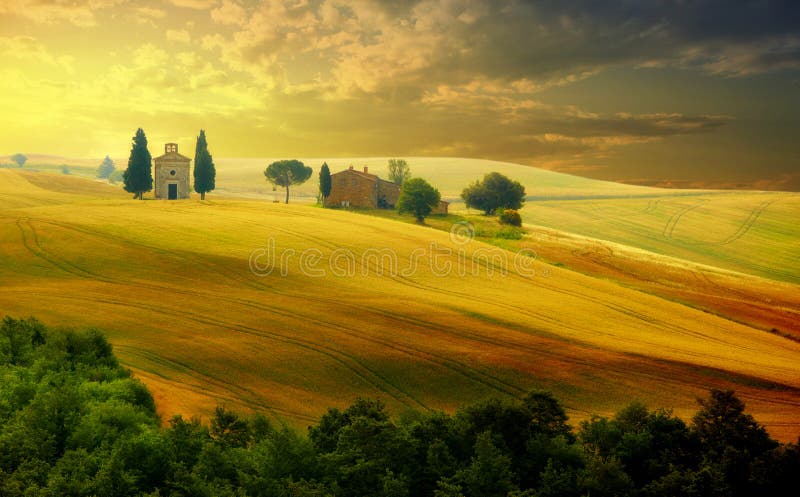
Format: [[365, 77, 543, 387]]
[[10, 153, 26, 167], [97, 155, 115, 179], [461, 172, 526, 215], [494, 227, 524, 240], [397, 177, 441, 223], [388, 159, 411, 185], [498, 209, 522, 227], [0, 316, 46, 366], [319, 162, 332, 204], [123, 128, 153, 200], [264, 159, 313, 204], [193, 129, 216, 200], [211, 405, 251, 448], [2, 316, 796, 497], [451, 431, 516, 497]]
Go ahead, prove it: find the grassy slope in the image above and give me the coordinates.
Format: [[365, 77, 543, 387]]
[[2, 169, 799, 441], [518, 193, 800, 284]]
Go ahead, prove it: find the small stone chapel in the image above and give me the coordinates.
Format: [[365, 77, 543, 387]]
[[153, 143, 191, 200]]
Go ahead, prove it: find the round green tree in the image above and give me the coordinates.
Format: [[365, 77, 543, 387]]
[[461, 172, 525, 215], [397, 177, 441, 223], [193, 129, 216, 200], [123, 128, 153, 200], [264, 159, 313, 204]]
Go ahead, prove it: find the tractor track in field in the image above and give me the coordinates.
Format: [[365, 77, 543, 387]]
[[689, 199, 777, 247], [16, 216, 771, 401], [17, 219, 536, 405], [14, 219, 428, 410], [40, 215, 745, 349], [13, 219, 653, 404], [21, 219, 528, 403], [12, 286, 427, 412], [13, 287, 796, 417], [115, 345, 318, 423], [642, 200, 660, 214], [662, 200, 707, 239], [269, 223, 745, 349]]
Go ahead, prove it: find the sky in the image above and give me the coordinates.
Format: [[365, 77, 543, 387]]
[[0, 0, 798, 189]]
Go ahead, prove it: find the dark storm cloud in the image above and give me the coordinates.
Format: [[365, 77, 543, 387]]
[[373, 0, 800, 83]]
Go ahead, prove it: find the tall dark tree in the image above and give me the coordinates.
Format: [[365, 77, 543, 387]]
[[193, 129, 216, 200], [397, 177, 441, 223], [461, 172, 526, 215], [264, 159, 313, 204], [123, 128, 153, 200], [319, 162, 332, 205], [388, 158, 411, 185], [96, 155, 115, 179], [11, 153, 27, 168]]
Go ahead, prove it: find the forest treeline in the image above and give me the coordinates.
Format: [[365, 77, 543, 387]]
[[1, 316, 798, 497]]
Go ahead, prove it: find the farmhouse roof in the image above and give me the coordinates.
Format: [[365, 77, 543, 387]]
[[332, 166, 398, 186]]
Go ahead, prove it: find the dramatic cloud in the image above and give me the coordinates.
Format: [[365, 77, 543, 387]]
[[0, 0, 796, 186]]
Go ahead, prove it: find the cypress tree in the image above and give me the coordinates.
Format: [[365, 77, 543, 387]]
[[193, 129, 216, 200], [123, 128, 153, 200], [319, 162, 331, 206]]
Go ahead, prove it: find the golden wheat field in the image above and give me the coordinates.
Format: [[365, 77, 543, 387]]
[[1, 168, 799, 441]]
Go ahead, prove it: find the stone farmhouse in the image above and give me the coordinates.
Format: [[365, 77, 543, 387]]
[[324, 165, 448, 214], [153, 143, 190, 200]]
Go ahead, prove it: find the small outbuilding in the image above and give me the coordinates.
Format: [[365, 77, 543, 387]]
[[154, 143, 191, 199]]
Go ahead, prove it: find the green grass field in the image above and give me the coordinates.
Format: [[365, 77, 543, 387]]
[[517, 193, 800, 283], [2, 168, 799, 441]]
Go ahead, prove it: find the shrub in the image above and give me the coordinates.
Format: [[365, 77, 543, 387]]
[[499, 209, 522, 227], [494, 227, 524, 240]]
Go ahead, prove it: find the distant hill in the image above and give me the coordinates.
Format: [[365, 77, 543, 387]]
[[212, 157, 669, 200], [9, 154, 672, 200]]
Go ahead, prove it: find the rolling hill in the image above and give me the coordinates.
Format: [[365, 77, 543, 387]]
[[1, 168, 799, 442]]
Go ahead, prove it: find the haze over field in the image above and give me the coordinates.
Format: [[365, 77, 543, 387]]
[[1, 1, 798, 189]]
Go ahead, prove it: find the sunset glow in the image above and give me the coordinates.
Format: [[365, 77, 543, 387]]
[[0, 0, 798, 188]]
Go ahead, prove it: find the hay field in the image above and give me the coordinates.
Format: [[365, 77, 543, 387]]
[[1, 169, 799, 440]]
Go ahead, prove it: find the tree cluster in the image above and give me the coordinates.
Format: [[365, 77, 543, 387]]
[[1, 317, 798, 497]]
